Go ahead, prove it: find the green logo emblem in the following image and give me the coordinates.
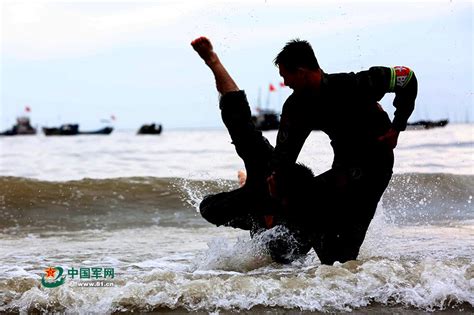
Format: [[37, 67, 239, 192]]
[[41, 266, 66, 288]]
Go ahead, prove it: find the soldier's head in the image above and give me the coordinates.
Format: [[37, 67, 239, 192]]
[[274, 39, 321, 91]]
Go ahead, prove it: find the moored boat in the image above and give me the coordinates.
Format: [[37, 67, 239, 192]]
[[43, 124, 113, 136], [0, 117, 37, 136], [406, 119, 449, 130], [43, 124, 79, 136], [251, 109, 280, 131], [79, 127, 113, 135], [137, 123, 162, 135]]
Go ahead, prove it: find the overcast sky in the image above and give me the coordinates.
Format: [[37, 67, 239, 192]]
[[1, 0, 472, 130]]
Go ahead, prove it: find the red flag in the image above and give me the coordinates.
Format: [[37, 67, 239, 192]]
[[269, 83, 276, 92], [25, 106, 31, 112], [279, 82, 285, 87], [111, 115, 116, 121]]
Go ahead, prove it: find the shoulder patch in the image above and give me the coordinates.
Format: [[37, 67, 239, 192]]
[[393, 66, 413, 89]]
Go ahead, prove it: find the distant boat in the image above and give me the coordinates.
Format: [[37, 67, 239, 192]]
[[43, 124, 79, 136], [251, 108, 280, 131], [0, 117, 37, 136], [43, 124, 113, 136], [406, 119, 449, 130], [78, 127, 113, 135], [137, 123, 162, 135], [250, 113, 450, 132]]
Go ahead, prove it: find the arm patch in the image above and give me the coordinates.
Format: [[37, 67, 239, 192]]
[[390, 66, 413, 91]]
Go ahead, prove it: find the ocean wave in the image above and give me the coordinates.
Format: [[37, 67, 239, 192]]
[[0, 173, 472, 232], [0, 256, 472, 313], [0, 176, 237, 233], [382, 173, 474, 224]]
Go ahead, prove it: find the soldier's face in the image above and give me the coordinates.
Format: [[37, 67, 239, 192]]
[[278, 64, 306, 91]]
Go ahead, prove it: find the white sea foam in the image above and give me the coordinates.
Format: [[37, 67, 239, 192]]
[[1, 256, 472, 313]]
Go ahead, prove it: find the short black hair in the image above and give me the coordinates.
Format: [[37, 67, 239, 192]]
[[274, 39, 320, 72]]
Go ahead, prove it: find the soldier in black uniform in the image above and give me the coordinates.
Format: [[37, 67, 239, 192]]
[[269, 39, 418, 264]]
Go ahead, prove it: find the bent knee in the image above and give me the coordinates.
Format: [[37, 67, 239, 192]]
[[199, 195, 221, 225], [199, 193, 235, 226]]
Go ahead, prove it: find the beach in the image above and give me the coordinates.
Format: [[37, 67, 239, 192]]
[[0, 124, 473, 313]]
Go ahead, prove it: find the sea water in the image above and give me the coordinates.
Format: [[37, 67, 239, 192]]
[[0, 124, 473, 313]]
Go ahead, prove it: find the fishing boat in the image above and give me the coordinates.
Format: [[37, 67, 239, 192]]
[[0, 117, 37, 136], [250, 83, 283, 131], [43, 124, 79, 136], [78, 127, 113, 135], [251, 108, 280, 131], [43, 124, 113, 136], [406, 119, 449, 130], [137, 123, 162, 135]]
